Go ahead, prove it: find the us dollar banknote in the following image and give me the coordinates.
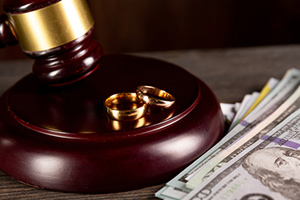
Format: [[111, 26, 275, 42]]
[[165, 69, 300, 190], [183, 106, 300, 200], [186, 85, 300, 189]]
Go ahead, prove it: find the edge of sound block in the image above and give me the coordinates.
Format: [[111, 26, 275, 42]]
[[0, 55, 224, 193]]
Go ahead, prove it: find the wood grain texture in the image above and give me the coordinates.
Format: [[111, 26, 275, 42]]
[[1, 0, 300, 59], [1, 45, 300, 199], [87, 0, 300, 53]]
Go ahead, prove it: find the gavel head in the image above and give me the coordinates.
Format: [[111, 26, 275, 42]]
[[1, 0, 103, 86]]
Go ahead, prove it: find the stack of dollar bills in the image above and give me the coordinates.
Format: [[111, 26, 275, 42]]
[[155, 68, 300, 200]]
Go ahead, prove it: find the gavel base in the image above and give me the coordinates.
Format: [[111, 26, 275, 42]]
[[0, 54, 224, 193]]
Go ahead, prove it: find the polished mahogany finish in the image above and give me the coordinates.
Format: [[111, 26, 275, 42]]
[[30, 28, 103, 86], [0, 55, 224, 193], [0, 14, 18, 48]]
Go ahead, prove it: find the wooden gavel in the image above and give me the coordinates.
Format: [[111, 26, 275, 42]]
[[0, 0, 224, 194], [0, 0, 103, 86]]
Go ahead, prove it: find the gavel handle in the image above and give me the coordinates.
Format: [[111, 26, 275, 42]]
[[0, 14, 18, 48]]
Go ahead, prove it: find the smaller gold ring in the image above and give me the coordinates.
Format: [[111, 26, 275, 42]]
[[136, 85, 175, 108], [104, 92, 147, 121]]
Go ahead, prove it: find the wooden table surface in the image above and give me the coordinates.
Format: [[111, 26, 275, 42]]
[[1, 45, 300, 199]]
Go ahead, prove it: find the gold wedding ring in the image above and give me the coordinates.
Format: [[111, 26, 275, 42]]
[[104, 92, 147, 121], [105, 86, 175, 122], [136, 85, 175, 108]]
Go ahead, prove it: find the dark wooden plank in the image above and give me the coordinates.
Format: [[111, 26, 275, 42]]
[[0, 170, 162, 199]]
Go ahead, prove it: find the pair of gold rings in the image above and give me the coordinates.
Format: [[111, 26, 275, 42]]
[[104, 85, 175, 121]]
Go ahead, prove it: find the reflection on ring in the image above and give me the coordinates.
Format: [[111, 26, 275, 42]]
[[107, 116, 149, 131], [104, 92, 147, 121]]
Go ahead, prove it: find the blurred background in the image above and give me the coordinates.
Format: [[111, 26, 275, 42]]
[[1, 0, 300, 60]]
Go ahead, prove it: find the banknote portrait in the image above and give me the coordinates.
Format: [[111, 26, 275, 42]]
[[240, 193, 273, 200], [242, 147, 300, 200]]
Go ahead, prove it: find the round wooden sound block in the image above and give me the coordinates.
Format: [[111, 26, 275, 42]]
[[0, 55, 224, 193]]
